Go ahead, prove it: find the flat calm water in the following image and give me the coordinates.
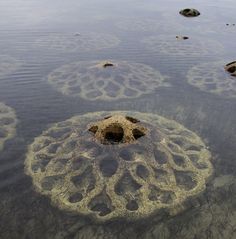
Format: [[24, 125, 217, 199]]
[[0, 0, 236, 238]]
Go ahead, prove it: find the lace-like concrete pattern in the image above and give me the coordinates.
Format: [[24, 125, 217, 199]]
[[0, 103, 17, 150], [47, 60, 168, 101], [0, 55, 21, 78], [34, 33, 120, 52], [187, 61, 236, 98], [25, 111, 212, 222], [141, 35, 224, 57]]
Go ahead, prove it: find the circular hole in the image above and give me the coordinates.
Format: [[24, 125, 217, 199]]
[[174, 171, 197, 191], [132, 128, 145, 140], [172, 154, 186, 167], [90, 203, 112, 216], [154, 148, 168, 164], [125, 116, 140, 123], [103, 123, 124, 144], [69, 192, 83, 203], [104, 115, 112, 119], [227, 66, 236, 73], [99, 158, 118, 177], [103, 62, 114, 68], [126, 200, 139, 211], [136, 165, 149, 179], [119, 149, 133, 161], [89, 125, 98, 134]]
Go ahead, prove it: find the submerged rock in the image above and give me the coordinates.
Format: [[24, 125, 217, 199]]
[[47, 60, 169, 101], [187, 61, 236, 98], [179, 8, 200, 17], [0, 102, 17, 151], [176, 35, 189, 40], [25, 111, 212, 222]]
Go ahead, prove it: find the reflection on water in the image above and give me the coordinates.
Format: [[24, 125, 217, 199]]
[[0, 0, 236, 238]]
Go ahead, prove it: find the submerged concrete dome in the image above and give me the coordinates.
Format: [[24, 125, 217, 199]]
[[0, 103, 17, 150], [25, 111, 212, 222], [141, 35, 224, 57], [47, 60, 169, 101], [187, 61, 236, 98], [34, 33, 120, 52]]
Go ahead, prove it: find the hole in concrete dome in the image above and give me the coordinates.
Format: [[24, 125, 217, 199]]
[[103, 62, 114, 68], [115, 171, 142, 195], [136, 165, 149, 180], [41, 175, 62, 191], [119, 148, 133, 161], [148, 185, 176, 204], [154, 148, 168, 165], [227, 66, 236, 73], [104, 115, 112, 119], [126, 200, 139, 211], [172, 154, 186, 167], [125, 116, 140, 123], [89, 125, 98, 134], [99, 158, 118, 177], [88, 190, 114, 216], [69, 192, 83, 203], [71, 166, 96, 193], [103, 123, 124, 144], [174, 170, 197, 191], [132, 128, 145, 140]]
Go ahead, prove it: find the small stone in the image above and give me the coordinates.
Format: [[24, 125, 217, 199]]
[[176, 35, 189, 40]]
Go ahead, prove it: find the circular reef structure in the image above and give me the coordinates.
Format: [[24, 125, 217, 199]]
[[0, 103, 17, 150], [141, 35, 224, 57], [34, 33, 120, 52], [47, 60, 169, 101], [179, 8, 200, 17], [187, 61, 236, 98], [25, 111, 213, 222], [0, 55, 21, 79]]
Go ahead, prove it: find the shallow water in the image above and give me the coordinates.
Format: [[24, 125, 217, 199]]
[[0, 0, 236, 238]]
